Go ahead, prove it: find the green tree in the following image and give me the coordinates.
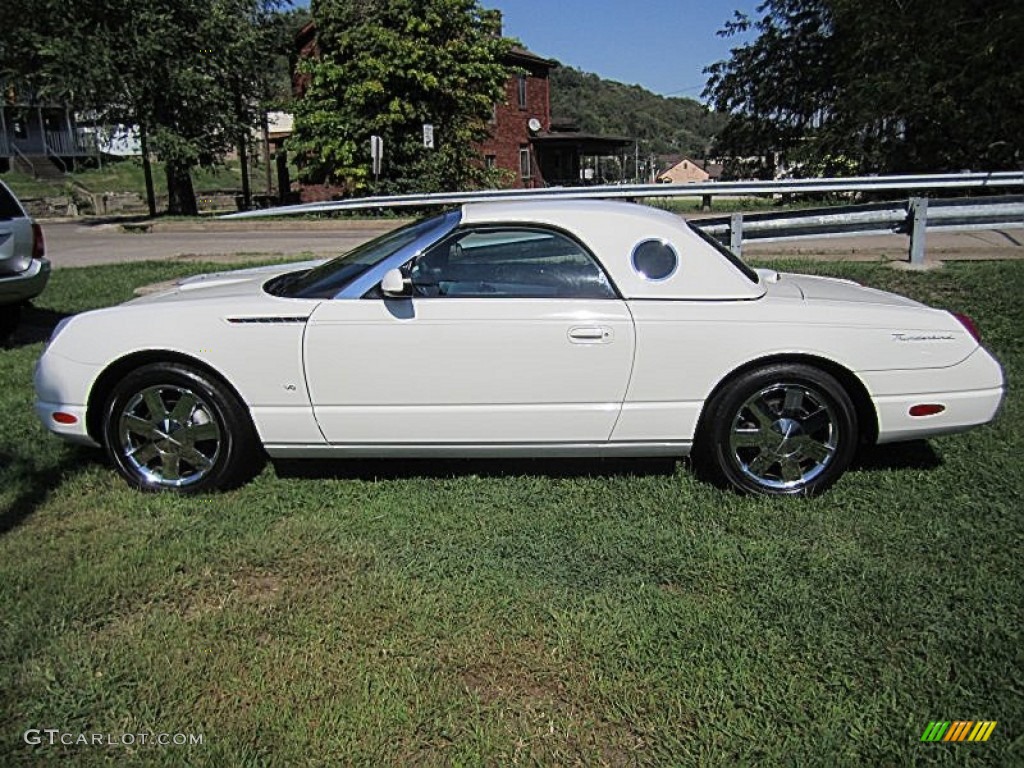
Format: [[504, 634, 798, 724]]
[[0, 0, 285, 214], [704, 0, 1024, 176], [290, 0, 511, 194]]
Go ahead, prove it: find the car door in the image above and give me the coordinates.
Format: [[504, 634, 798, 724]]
[[303, 225, 636, 445]]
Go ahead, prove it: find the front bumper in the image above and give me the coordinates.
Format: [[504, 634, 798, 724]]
[[0, 257, 51, 304], [34, 401, 98, 446], [34, 346, 101, 447]]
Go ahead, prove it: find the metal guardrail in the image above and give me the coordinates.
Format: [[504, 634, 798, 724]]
[[693, 195, 1024, 263]]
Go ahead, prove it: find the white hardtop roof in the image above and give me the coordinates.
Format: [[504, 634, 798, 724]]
[[459, 199, 764, 301]]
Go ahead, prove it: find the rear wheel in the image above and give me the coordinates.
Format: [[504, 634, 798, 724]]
[[695, 364, 858, 496], [102, 363, 264, 492]]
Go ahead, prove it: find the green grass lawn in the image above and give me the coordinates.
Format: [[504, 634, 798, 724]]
[[1, 260, 1021, 766]]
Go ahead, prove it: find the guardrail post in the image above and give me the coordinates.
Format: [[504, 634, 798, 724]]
[[909, 197, 928, 264], [729, 212, 743, 258]]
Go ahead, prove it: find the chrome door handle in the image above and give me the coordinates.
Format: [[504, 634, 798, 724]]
[[568, 326, 612, 343]]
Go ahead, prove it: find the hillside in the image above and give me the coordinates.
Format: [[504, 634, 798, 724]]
[[549, 65, 725, 159]]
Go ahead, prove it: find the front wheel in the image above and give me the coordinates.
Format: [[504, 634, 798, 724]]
[[695, 364, 858, 496], [102, 363, 264, 492]]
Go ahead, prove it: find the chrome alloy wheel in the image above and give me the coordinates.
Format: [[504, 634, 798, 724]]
[[117, 385, 222, 488], [728, 383, 838, 491]]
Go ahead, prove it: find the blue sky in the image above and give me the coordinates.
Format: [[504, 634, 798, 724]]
[[484, 0, 762, 98]]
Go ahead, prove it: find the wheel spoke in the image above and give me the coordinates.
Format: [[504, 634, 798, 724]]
[[160, 452, 181, 481], [144, 391, 169, 421], [124, 414, 159, 439], [779, 457, 804, 483], [184, 421, 219, 443], [179, 445, 214, 471], [142, 389, 168, 420], [803, 407, 832, 437], [128, 442, 160, 465], [169, 391, 198, 423], [782, 387, 804, 415], [749, 401, 777, 430], [731, 428, 765, 449], [795, 436, 833, 464], [747, 452, 776, 477]]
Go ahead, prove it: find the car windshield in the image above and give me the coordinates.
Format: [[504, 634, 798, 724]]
[[268, 213, 448, 299], [688, 221, 761, 284]]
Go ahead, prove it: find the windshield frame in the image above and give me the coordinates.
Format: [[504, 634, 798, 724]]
[[272, 209, 461, 299]]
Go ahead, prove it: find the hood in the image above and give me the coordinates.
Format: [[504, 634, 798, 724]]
[[126, 259, 325, 305], [760, 269, 924, 308]]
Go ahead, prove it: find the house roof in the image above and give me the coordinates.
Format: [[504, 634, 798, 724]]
[[532, 132, 633, 153], [506, 47, 557, 69]]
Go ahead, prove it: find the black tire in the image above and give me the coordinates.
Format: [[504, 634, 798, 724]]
[[694, 363, 858, 496], [102, 363, 264, 493]]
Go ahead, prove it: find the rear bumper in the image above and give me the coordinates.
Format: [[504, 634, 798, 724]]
[[865, 347, 1006, 444], [0, 257, 50, 304]]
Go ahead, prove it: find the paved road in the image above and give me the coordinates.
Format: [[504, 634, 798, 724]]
[[42, 221, 398, 268], [39, 219, 1022, 268]]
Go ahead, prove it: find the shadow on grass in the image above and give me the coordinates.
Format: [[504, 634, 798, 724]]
[[1, 304, 73, 349], [275, 443, 942, 485], [852, 440, 941, 472], [273, 456, 680, 482], [0, 447, 103, 535]]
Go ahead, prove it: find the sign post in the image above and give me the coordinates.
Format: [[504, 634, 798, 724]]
[[422, 123, 434, 149]]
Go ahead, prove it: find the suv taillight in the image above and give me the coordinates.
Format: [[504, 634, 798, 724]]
[[953, 312, 981, 344], [31, 222, 45, 260]]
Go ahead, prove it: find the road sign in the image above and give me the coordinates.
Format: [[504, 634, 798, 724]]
[[370, 135, 383, 178], [423, 123, 434, 149]]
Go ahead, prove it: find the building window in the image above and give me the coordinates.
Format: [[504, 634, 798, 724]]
[[519, 146, 531, 179], [517, 74, 528, 109], [485, 154, 497, 170]]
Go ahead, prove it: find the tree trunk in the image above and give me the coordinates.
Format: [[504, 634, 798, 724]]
[[139, 123, 157, 218], [165, 160, 197, 216], [238, 135, 251, 210]]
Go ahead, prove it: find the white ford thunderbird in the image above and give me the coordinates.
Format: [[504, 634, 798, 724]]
[[35, 201, 1004, 495]]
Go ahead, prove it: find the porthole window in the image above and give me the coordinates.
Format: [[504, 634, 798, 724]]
[[631, 239, 678, 281]]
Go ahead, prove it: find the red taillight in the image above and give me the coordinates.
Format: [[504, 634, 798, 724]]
[[31, 222, 45, 260], [953, 312, 981, 344], [909, 404, 946, 417], [52, 412, 78, 425]]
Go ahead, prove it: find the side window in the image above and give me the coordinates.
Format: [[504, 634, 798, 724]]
[[408, 227, 616, 299]]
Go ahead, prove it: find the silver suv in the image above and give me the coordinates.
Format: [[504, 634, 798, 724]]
[[1, 180, 50, 340]]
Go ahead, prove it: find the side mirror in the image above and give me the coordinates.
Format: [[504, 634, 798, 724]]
[[380, 268, 410, 297]]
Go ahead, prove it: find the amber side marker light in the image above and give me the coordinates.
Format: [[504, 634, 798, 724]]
[[953, 312, 981, 343], [909, 404, 946, 417], [52, 412, 78, 425]]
